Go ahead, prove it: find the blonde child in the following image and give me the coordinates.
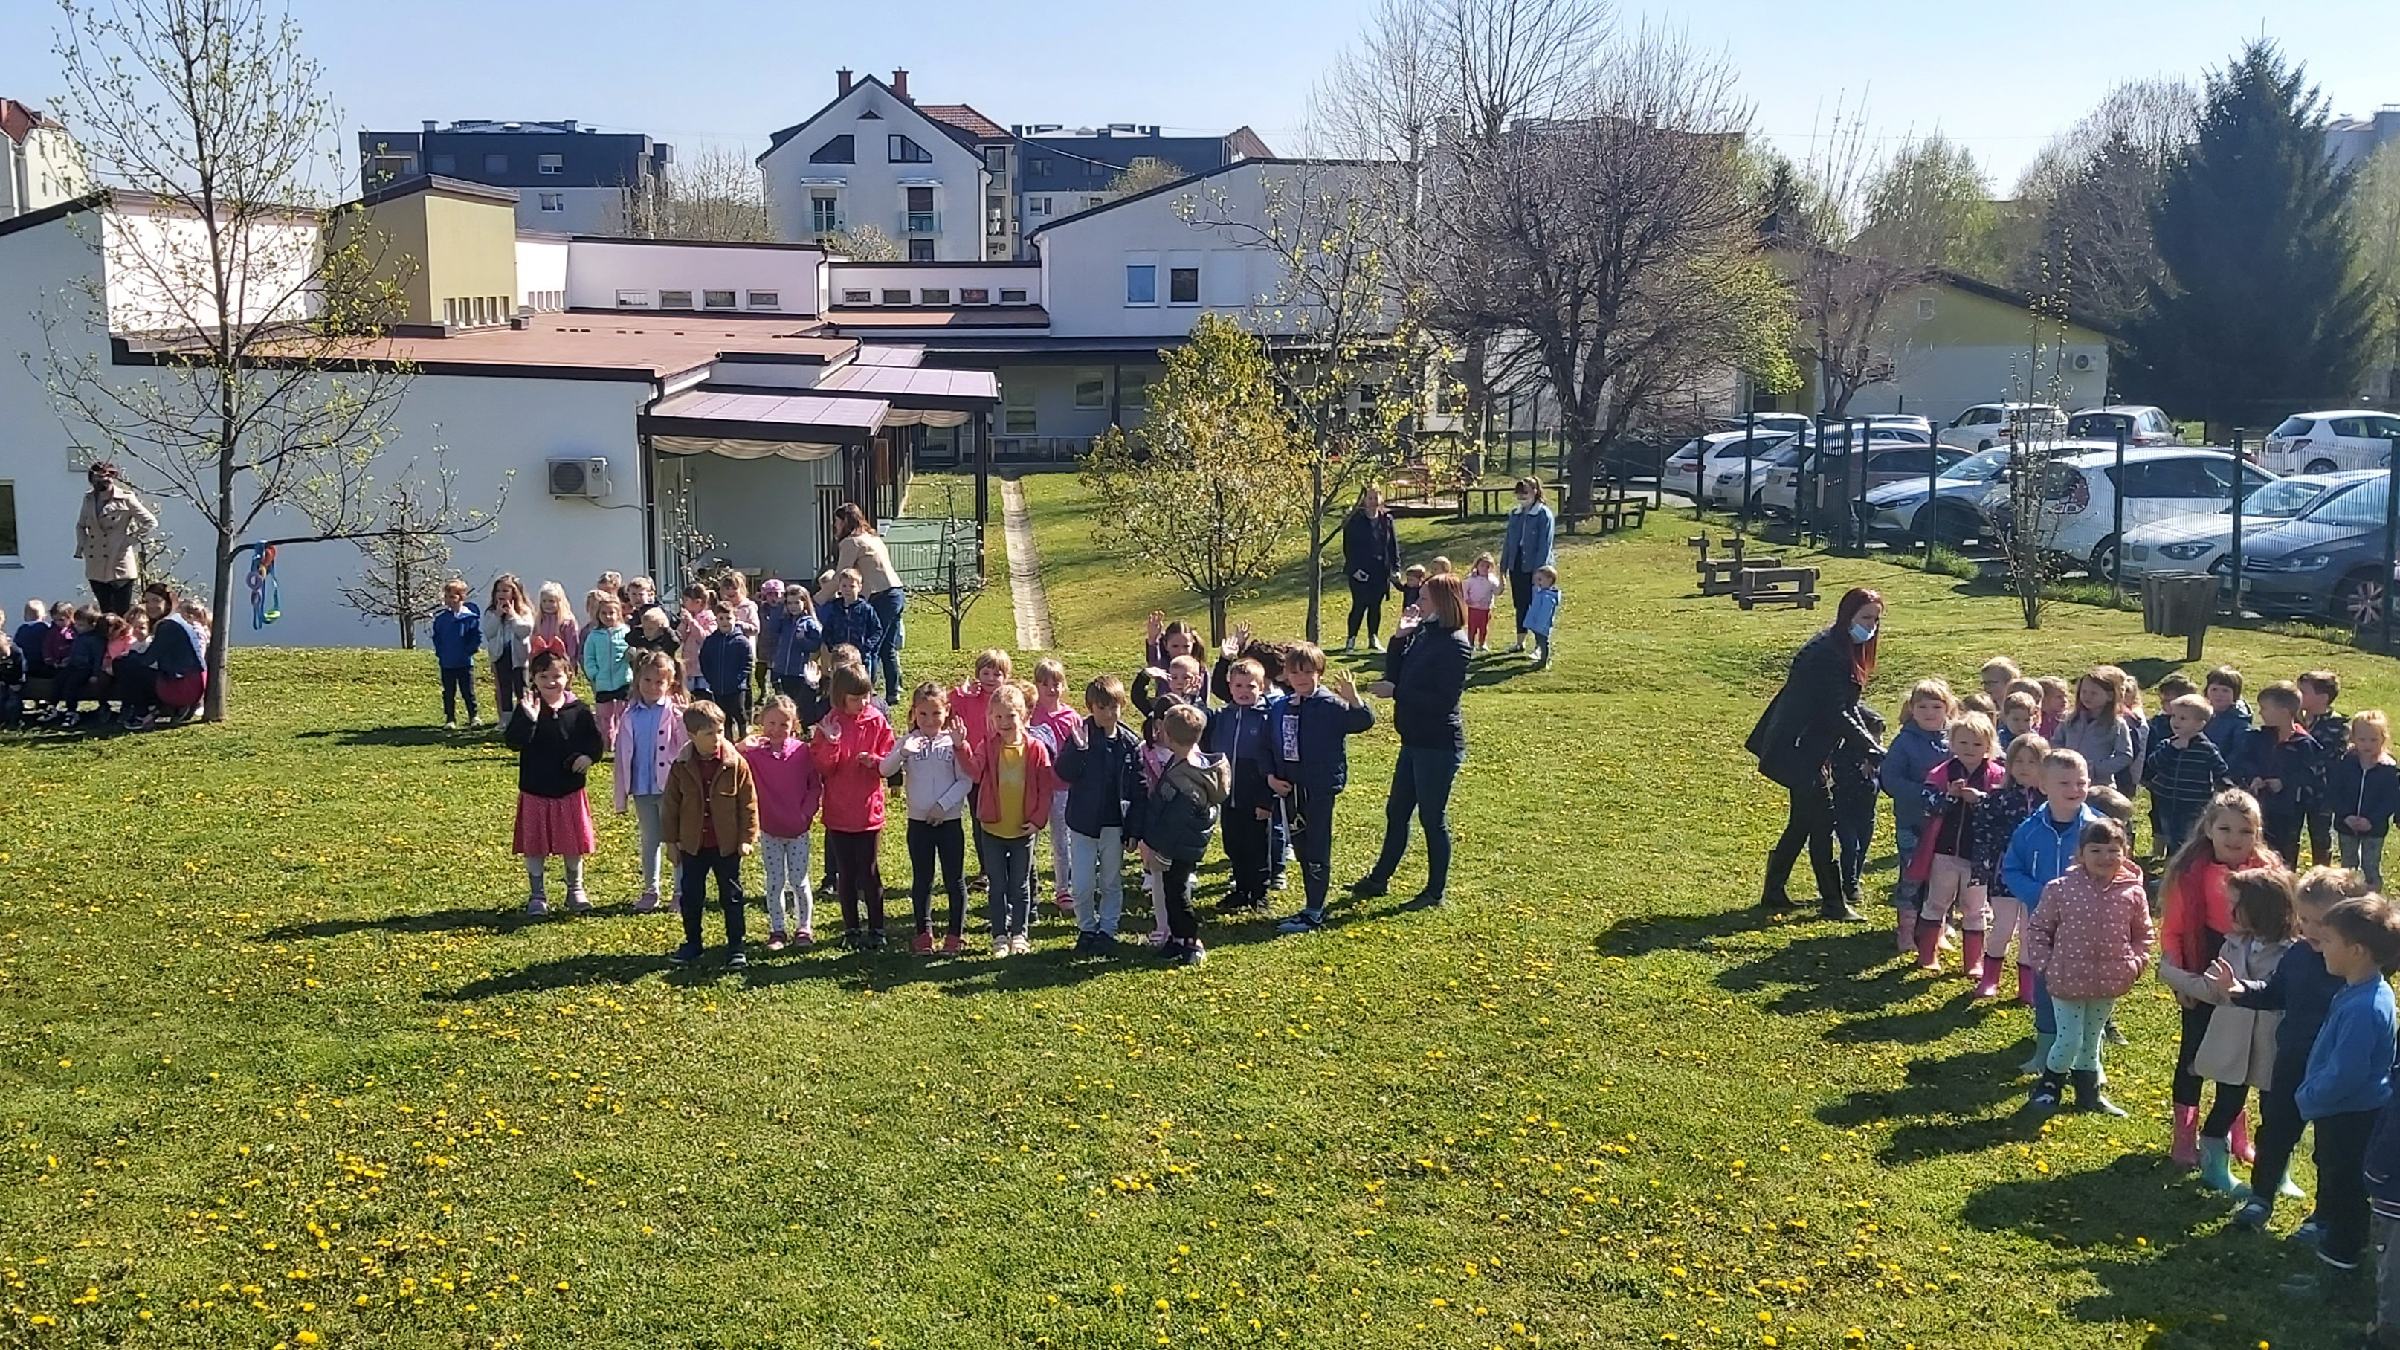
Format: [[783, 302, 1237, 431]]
[[950, 648, 1015, 768], [613, 650, 688, 913], [1974, 733, 2049, 999], [2116, 670, 2149, 797], [1463, 554, 1503, 652], [2036, 675, 2071, 740], [882, 683, 974, 953], [533, 581, 581, 666], [1883, 677, 1955, 948], [1427, 555, 1454, 578], [2023, 819, 2151, 1115], [2162, 866, 2299, 1194], [721, 570, 759, 636], [676, 582, 717, 692], [1143, 611, 1202, 669], [2159, 789, 2278, 1167], [2331, 709, 2399, 889], [1523, 565, 1561, 666], [1133, 703, 1231, 967], [481, 574, 533, 729], [2300, 897, 2400, 1276], [1909, 711, 2006, 974], [662, 700, 759, 968], [580, 594, 632, 751], [740, 694, 821, 951], [1057, 675, 1146, 950], [960, 684, 1058, 955], [430, 577, 482, 729], [2142, 693, 2232, 852], [1028, 658, 1084, 915], [811, 663, 896, 947], [1980, 657, 2022, 708], [503, 649, 604, 915]]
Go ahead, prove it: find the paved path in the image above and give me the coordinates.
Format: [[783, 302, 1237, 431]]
[[998, 477, 1056, 650]]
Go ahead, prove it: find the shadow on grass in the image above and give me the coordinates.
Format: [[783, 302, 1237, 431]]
[[258, 902, 652, 942], [1818, 1044, 2040, 1162], [295, 724, 484, 749], [1718, 929, 1910, 1013], [1820, 985, 1998, 1044], [1592, 906, 1764, 959]]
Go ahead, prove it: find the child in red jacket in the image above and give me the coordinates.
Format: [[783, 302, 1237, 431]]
[[810, 664, 896, 947], [959, 684, 1058, 956]]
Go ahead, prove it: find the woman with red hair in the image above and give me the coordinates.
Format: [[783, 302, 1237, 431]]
[[1745, 586, 1885, 920]]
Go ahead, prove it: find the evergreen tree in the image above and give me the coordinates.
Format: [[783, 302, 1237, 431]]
[[2124, 42, 2378, 429]]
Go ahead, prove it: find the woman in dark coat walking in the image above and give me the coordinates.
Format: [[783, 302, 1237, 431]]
[[1341, 486, 1403, 652], [1351, 573, 1473, 909], [1747, 587, 1885, 921]]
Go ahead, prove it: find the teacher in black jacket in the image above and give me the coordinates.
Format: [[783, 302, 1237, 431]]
[[1746, 586, 1884, 921], [1341, 486, 1403, 653], [1352, 573, 1473, 909]]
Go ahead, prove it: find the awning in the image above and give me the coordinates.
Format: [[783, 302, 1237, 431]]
[[854, 344, 926, 368], [809, 363, 997, 426], [642, 390, 886, 460]]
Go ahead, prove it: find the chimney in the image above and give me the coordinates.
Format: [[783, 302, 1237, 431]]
[[891, 68, 910, 102], [837, 67, 853, 96], [562, 119, 577, 131], [422, 119, 437, 133]]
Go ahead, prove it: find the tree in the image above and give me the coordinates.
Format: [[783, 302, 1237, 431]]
[[2354, 139, 2400, 403], [37, 0, 504, 721], [625, 144, 771, 242], [820, 223, 900, 260], [1106, 157, 1188, 196], [2008, 79, 2197, 333], [2123, 43, 2378, 430], [1079, 315, 1304, 641], [335, 475, 472, 648]]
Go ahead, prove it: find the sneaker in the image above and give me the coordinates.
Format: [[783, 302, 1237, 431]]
[[942, 933, 965, 955], [1277, 911, 1326, 934], [1072, 930, 1096, 955], [992, 938, 1011, 958], [2102, 1021, 2129, 1046], [2231, 1198, 2273, 1231], [1342, 639, 1356, 653], [1214, 891, 1266, 914], [1093, 931, 1120, 953], [1179, 942, 1206, 968], [727, 949, 749, 971], [633, 892, 661, 914], [840, 929, 864, 951], [525, 895, 549, 917], [794, 929, 815, 948], [867, 929, 889, 950], [912, 931, 934, 954], [566, 890, 593, 913], [1009, 933, 1032, 955], [668, 943, 701, 965], [1401, 889, 1447, 911], [443, 719, 458, 731], [467, 716, 485, 729], [768, 932, 789, 952], [2294, 1219, 2325, 1248], [1347, 875, 1389, 899], [1054, 892, 1075, 913], [1147, 930, 1171, 949]]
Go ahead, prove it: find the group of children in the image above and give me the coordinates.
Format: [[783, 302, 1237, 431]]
[[477, 565, 1396, 971], [1370, 553, 1560, 666], [3, 592, 214, 731]]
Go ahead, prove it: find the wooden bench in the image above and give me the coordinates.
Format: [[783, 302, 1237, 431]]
[[1688, 534, 1756, 564], [1700, 554, 1784, 596], [1736, 566, 1820, 610]]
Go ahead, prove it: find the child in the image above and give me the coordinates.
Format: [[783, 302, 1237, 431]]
[[532, 581, 581, 667], [2221, 866, 2378, 1232], [2143, 693, 2232, 854], [430, 578, 483, 730], [810, 663, 896, 947], [1998, 691, 2038, 749], [0, 629, 23, 729], [1397, 564, 1428, 617], [2116, 671, 2149, 798], [1204, 656, 1282, 913], [503, 649, 604, 916], [627, 601, 680, 670], [698, 601, 756, 738], [1144, 611, 1201, 669], [2150, 673, 2197, 748], [2162, 866, 2299, 1194], [481, 575, 533, 730], [1882, 678, 1955, 950], [816, 570, 885, 689], [13, 600, 50, 682], [2301, 670, 2351, 867], [580, 595, 632, 751], [1832, 701, 1889, 920], [1134, 654, 1211, 733], [46, 606, 105, 726], [741, 695, 821, 952], [1522, 566, 1561, 667], [2158, 789, 2278, 1167], [42, 601, 76, 675], [960, 684, 1057, 955], [1980, 657, 2022, 709], [1027, 659, 1084, 915], [583, 583, 616, 631], [1975, 734, 2049, 1000], [2334, 710, 2400, 889], [2230, 681, 2329, 866], [2204, 665, 2254, 752], [1463, 554, 1503, 653], [2022, 819, 2151, 1115], [623, 575, 666, 632], [883, 683, 974, 954], [1131, 703, 1231, 967], [761, 585, 824, 719], [614, 650, 689, 913], [2294, 897, 2400, 1275], [1909, 711, 2007, 975], [2003, 748, 2105, 1069], [675, 582, 717, 692], [662, 700, 760, 968], [950, 649, 1015, 764], [2036, 676, 2070, 739], [1264, 645, 1375, 932], [1057, 675, 1147, 950], [1962, 692, 1996, 719], [721, 570, 759, 637]]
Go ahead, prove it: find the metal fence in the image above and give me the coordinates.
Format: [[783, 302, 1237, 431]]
[[881, 516, 985, 594]]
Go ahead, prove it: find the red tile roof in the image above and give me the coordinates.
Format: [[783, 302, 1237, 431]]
[[919, 104, 1010, 143]]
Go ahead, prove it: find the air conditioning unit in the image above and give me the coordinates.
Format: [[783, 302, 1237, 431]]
[[548, 457, 610, 499], [2072, 352, 2094, 371]]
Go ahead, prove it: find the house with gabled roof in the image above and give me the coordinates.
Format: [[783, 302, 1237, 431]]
[[758, 69, 1002, 262]]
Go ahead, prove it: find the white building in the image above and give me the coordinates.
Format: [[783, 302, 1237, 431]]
[[758, 70, 998, 262], [1, 98, 88, 220], [2328, 108, 2400, 172]]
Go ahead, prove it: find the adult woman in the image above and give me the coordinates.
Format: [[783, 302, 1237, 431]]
[[1497, 477, 1555, 653], [823, 503, 905, 705], [1746, 587, 1884, 921], [74, 461, 157, 617], [121, 582, 204, 728], [1341, 486, 1402, 652], [1351, 572, 1473, 909]]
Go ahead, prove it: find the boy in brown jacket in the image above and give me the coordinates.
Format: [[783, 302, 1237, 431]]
[[663, 700, 761, 968]]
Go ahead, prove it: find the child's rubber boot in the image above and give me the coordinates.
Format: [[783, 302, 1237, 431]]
[[1913, 913, 1943, 971], [2071, 1069, 2126, 1117], [1895, 908, 1918, 956], [2278, 1173, 2307, 1199], [2019, 1032, 2054, 1075], [2017, 964, 2036, 1005], [2199, 1137, 2250, 1195], [2171, 1104, 2201, 1169], [1972, 953, 2004, 1000], [2025, 1071, 2064, 1114], [1960, 929, 1987, 986], [2231, 1110, 2256, 1165]]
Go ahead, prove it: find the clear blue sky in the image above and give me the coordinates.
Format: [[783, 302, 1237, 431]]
[[3, 0, 2394, 190]]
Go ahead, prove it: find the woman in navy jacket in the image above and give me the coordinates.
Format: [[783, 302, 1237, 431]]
[[1341, 487, 1403, 653], [1497, 478, 1556, 652], [1353, 574, 1473, 909], [1747, 587, 1885, 920]]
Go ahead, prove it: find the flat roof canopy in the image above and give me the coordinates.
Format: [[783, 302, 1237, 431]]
[[642, 389, 887, 460], [812, 362, 998, 410]]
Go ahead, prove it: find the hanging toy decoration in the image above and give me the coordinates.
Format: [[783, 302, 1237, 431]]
[[246, 543, 282, 630]]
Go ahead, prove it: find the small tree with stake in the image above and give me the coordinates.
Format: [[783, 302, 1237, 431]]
[[335, 470, 505, 648]]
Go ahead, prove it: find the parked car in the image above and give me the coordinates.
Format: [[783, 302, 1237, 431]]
[[1760, 441, 1967, 519], [2259, 410, 2400, 475], [1980, 445, 2279, 576], [1939, 402, 2068, 452], [1863, 413, 1936, 439], [1663, 428, 1797, 502], [2231, 473, 2398, 627], [1856, 447, 2014, 545], [2065, 405, 2180, 447], [1711, 429, 1925, 516], [2119, 471, 2360, 581], [1712, 412, 1814, 438]]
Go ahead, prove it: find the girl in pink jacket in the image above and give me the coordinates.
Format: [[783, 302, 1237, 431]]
[[2023, 817, 2153, 1117], [741, 695, 823, 950]]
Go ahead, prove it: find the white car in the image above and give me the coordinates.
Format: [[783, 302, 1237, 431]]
[[2259, 410, 2400, 475], [1982, 445, 2280, 576], [1863, 413, 1935, 438], [2065, 405, 2180, 447], [1759, 439, 1965, 518], [1939, 402, 2068, 453], [2118, 471, 2358, 580], [1663, 429, 1796, 503]]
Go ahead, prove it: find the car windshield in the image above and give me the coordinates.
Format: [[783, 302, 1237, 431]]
[[2066, 414, 2128, 438], [2271, 416, 2313, 438], [2297, 477, 2389, 527], [2225, 478, 2327, 519], [1940, 449, 2010, 483]]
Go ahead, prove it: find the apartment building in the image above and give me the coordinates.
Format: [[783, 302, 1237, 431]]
[[1, 98, 87, 221], [1013, 125, 1271, 237], [356, 119, 673, 235], [758, 70, 1003, 262]]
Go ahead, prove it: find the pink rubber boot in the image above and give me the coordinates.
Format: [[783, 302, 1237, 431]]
[[2171, 1104, 2200, 1169], [1972, 953, 2003, 1000], [1914, 912, 1943, 971], [2230, 1110, 2255, 1165]]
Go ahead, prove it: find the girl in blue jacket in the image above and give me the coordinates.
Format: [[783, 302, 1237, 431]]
[[2300, 897, 2400, 1274]]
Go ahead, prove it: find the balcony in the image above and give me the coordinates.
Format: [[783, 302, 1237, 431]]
[[903, 211, 940, 235]]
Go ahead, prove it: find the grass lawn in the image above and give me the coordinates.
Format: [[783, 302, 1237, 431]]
[[8, 474, 2400, 1348]]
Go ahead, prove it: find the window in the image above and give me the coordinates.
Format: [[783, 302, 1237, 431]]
[[1004, 383, 1036, 434], [443, 298, 458, 325], [368, 153, 416, 182], [920, 288, 951, 305], [1028, 157, 1051, 177], [538, 192, 564, 212], [905, 185, 936, 233], [907, 238, 934, 261], [1125, 264, 1157, 305], [1120, 370, 1150, 411], [811, 195, 840, 233], [1074, 371, 1106, 410], [658, 289, 694, 309], [615, 289, 650, 308], [483, 153, 508, 174], [859, 109, 882, 120], [0, 480, 17, 563], [810, 134, 855, 164], [1026, 196, 1050, 217], [985, 146, 1008, 172], [889, 134, 933, 163], [430, 153, 455, 174], [746, 290, 780, 309], [881, 288, 912, 305], [538, 153, 564, 175], [842, 289, 873, 305], [702, 290, 737, 309], [1168, 266, 1199, 304], [961, 287, 990, 304], [999, 287, 1028, 304]]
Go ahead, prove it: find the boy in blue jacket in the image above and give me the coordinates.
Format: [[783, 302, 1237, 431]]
[[1267, 643, 1375, 933], [698, 602, 757, 738], [1881, 679, 1953, 951], [1205, 656, 1284, 914], [2003, 746, 2103, 1073], [429, 578, 483, 730], [1055, 675, 1147, 951], [2297, 896, 2400, 1275], [2202, 665, 2253, 756], [2229, 681, 2330, 867], [816, 569, 884, 684]]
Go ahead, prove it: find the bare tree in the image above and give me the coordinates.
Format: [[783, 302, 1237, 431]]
[[335, 473, 485, 648], [821, 223, 900, 261], [2008, 79, 2199, 329], [1106, 157, 1188, 196], [626, 143, 771, 242], [37, 0, 504, 721]]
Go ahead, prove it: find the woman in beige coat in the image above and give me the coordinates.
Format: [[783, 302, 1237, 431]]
[[818, 502, 905, 705], [2157, 867, 2297, 1195], [74, 462, 157, 617]]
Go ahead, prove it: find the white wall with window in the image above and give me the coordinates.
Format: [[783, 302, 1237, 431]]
[[506, 184, 632, 236], [562, 238, 824, 313], [989, 362, 1163, 447], [759, 78, 989, 260], [826, 262, 1042, 307]]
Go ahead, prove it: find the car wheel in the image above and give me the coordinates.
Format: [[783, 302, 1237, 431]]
[[2339, 568, 2390, 630], [2306, 458, 2339, 475], [1746, 491, 1768, 517], [1977, 439, 1995, 452], [1925, 502, 1983, 547], [2088, 538, 2121, 581]]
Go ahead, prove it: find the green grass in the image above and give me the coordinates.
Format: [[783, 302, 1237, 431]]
[[10, 477, 2400, 1348]]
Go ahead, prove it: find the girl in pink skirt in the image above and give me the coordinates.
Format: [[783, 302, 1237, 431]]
[[505, 648, 605, 915]]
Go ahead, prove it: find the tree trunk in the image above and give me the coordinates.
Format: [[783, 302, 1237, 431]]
[[203, 532, 233, 723], [1206, 593, 1229, 647], [1303, 454, 1328, 643], [1563, 425, 1602, 522]]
